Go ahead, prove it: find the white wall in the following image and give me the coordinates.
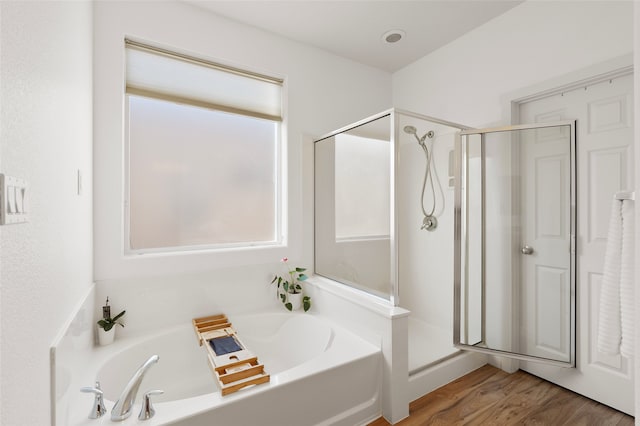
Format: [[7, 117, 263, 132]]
[[392, 1, 633, 337], [0, 1, 93, 425], [633, 2, 640, 424], [635, 3, 640, 421], [396, 116, 459, 330], [394, 1, 633, 127]]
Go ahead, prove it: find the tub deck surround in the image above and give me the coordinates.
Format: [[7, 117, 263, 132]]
[[66, 311, 382, 426], [54, 278, 486, 426], [51, 285, 97, 426], [306, 275, 411, 423]]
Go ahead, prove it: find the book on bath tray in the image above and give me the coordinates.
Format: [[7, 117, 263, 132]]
[[209, 335, 243, 356]]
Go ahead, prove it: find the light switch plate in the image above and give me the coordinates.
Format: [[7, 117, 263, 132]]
[[0, 174, 28, 225]]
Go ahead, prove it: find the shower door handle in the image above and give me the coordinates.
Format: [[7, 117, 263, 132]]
[[521, 245, 534, 255]]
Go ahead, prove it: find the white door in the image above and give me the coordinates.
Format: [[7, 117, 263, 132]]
[[519, 118, 572, 365], [518, 72, 634, 414]]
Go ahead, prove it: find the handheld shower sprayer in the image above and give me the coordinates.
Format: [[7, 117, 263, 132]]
[[403, 124, 439, 231], [403, 125, 434, 144]]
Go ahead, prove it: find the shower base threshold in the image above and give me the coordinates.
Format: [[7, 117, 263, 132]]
[[408, 318, 458, 372]]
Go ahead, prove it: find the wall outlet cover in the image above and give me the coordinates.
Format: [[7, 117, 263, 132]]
[[0, 173, 29, 225]]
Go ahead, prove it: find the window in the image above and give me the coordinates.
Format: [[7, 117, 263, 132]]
[[124, 40, 284, 253], [334, 133, 390, 240]]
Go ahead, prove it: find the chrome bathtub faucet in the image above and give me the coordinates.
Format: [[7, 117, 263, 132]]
[[138, 389, 164, 420], [111, 354, 160, 421], [80, 381, 107, 419]]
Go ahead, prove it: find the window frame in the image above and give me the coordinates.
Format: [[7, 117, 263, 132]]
[[122, 41, 286, 256]]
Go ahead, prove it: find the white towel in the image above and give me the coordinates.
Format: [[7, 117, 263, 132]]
[[597, 199, 622, 355], [597, 198, 635, 357], [619, 199, 634, 358]]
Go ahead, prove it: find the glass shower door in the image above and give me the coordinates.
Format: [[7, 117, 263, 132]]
[[454, 121, 576, 367]]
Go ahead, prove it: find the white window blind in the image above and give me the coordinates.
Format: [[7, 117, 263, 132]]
[[125, 39, 283, 121], [125, 39, 283, 253]]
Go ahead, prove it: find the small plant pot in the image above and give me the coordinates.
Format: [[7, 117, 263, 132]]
[[98, 327, 115, 346], [288, 292, 303, 311]]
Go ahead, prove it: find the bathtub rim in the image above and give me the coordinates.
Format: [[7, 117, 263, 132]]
[[94, 310, 337, 403], [66, 309, 382, 425]]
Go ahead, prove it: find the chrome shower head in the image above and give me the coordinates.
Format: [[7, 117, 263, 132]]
[[403, 125, 418, 135], [404, 125, 434, 144]]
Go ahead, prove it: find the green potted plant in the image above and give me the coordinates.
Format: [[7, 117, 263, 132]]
[[97, 297, 125, 346], [270, 257, 311, 312]]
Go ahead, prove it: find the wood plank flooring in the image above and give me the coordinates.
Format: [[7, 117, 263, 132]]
[[369, 364, 634, 426]]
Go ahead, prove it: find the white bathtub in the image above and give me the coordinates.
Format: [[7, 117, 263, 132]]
[[70, 312, 381, 426]]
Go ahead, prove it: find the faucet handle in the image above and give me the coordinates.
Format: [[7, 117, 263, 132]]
[[80, 381, 107, 419], [138, 389, 164, 420]]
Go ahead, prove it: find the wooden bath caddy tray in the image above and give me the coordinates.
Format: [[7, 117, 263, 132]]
[[192, 314, 270, 396]]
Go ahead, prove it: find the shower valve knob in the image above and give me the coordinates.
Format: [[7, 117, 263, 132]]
[[421, 216, 438, 231]]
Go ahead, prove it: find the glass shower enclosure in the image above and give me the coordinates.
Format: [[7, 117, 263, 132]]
[[314, 109, 577, 372], [314, 109, 468, 372]]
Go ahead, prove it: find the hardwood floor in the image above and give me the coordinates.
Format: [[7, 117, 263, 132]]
[[369, 364, 634, 426]]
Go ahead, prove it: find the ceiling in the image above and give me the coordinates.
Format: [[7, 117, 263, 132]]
[[187, 1, 523, 72]]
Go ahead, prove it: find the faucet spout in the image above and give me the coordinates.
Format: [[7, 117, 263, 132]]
[[111, 354, 159, 421]]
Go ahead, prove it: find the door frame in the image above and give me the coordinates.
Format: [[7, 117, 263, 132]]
[[508, 54, 633, 124]]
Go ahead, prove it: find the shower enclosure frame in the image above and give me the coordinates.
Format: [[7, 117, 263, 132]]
[[313, 108, 469, 307], [453, 120, 577, 368]]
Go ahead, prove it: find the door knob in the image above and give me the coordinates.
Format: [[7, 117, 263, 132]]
[[521, 245, 534, 255]]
